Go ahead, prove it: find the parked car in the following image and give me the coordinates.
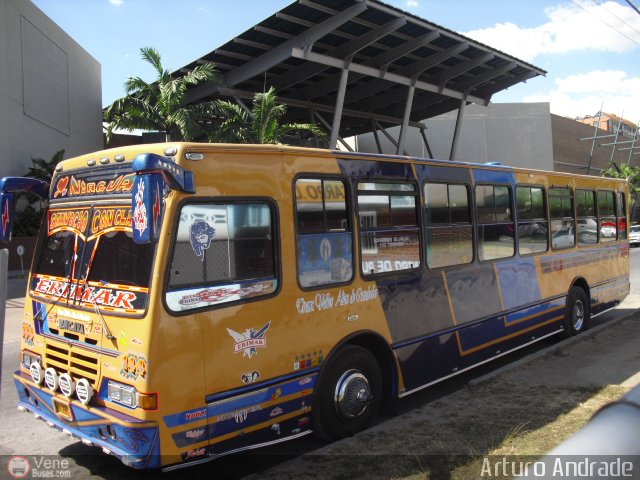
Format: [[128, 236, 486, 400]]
[[630, 225, 640, 247], [552, 227, 575, 249]]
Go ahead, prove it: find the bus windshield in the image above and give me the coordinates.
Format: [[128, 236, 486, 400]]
[[30, 204, 153, 315]]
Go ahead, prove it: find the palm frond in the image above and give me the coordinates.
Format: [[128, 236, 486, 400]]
[[140, 47, 166, 78], [181, 63, 220, 86]]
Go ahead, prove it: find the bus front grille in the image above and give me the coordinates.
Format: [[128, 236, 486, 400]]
[[44, 341, 99, 389]]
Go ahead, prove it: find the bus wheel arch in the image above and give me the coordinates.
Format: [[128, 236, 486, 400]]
[[312, 332, 393, 440], [563, 279, 590, 337]]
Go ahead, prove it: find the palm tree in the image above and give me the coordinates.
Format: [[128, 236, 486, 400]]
[[103, 47, 220, 142], [208, 86, 325, 144], [15, 149, 64, 236]]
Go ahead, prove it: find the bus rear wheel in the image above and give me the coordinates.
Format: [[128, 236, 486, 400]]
[[313, 345, 382, 441], [563, 286, 589, 337]]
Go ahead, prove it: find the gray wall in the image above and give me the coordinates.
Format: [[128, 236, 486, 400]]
[[0, 0, 102, 177], [357, 103, 554, 171]]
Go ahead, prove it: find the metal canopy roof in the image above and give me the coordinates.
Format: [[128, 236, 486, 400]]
[[182, 0, 546, 154]]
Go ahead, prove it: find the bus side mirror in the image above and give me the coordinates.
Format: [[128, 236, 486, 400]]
[[0, 192, 15, 243], [132, 173, 164, 244], [0, 176, 49, 244]]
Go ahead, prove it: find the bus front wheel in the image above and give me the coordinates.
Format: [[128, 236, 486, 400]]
[[312, 345, 382, 441], [563, 286, 589, 337]]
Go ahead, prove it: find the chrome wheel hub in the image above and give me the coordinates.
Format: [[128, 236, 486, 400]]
[[334, 370, 372, 418], [572, 299, 584, 331]]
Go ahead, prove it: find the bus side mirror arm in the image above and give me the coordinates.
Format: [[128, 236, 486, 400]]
[[130, 153, 196, 245], [0, 177, 50, 243]]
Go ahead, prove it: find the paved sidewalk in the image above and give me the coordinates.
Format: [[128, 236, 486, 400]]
[[3, 277, 28, 344]]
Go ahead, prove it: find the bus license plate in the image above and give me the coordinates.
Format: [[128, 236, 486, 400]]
[[52, 397, 73, 421]]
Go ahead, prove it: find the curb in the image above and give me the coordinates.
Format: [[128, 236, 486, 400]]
[[468, 305, 640, 386]]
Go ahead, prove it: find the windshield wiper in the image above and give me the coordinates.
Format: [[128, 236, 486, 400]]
[[92, 302, 115, 340]]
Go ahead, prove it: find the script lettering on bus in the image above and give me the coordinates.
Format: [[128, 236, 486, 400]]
[[90, 207, 133, 236], [49, 209, 90, 234], [295, 286, 379, 315], [53, 174, 135, 199], [34, 278, 138, 310]]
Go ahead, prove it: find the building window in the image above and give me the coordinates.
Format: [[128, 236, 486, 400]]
[[295, 178, 353, 288], [576, 189, 597, 246], [476, 184, 515, 261], [424, 183, 473, 267], [358, 182, 420, 275], [166, 202, 278, 312], [550, 188, 575, 249], [516, 186, 548, 254], [598, 190, 617, 243]]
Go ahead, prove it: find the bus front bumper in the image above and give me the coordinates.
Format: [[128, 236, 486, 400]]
[[13, 372, 160, 469]]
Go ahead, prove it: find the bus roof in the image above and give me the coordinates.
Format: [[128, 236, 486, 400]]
[[54, 143, 627, 186]]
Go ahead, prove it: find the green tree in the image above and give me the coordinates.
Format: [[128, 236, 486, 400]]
[[103, 47, 220, 142], [603, 161, 640, 222], [207, 86, 325, 144], [603, 162, 640, 195], [14, 149, 64, 236]]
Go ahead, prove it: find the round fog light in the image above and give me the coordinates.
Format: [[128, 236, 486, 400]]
[[76, 378, 93, 405], [30, 362, 43, 385], [44, 368, 58, 391], [58, 373, 75, 398]]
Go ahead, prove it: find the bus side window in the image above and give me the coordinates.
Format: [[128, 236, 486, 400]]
[[357, 181, 421, 276], [576, 189, 597, 246], [424, 183, 473, 268], [550, 188, 575, 250], [476, 184, 515, 261], [516, 186, 548, 254], [295, 178, 353, 288], [597, 190, 617, 243], [165, 202, 278, 312], [617, 191, 627, 240]]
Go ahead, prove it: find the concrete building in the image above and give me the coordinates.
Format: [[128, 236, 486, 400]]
[[357, 102, 636, 174], [0, 0, 103, 177]]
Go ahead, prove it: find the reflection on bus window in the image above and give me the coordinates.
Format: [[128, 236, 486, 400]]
[[166, 203, 277, 311], [576, 189, 597, 246], [295, 178, 353, 288], [358, 182, 420, 275], [516, 186, 548, 254], [550, 188, 575, 250], [425, 183, 473, 268], [476, 184, 514, 261], [598, 190, 616, 243]]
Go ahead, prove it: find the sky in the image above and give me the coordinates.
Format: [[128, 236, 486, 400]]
[[31, 0, 640, 124]]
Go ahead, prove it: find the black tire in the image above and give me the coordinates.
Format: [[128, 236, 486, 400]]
[[312, 345, 382, 441], [563, 286, 589, 337]]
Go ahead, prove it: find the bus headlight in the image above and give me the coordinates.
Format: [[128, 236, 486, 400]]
[[107, 380, 157, 410], [22, 351, 41, 369], [108, 380, 137, 408]]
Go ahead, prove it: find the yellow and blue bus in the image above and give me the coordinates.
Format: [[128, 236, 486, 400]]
[[2, 143, 629, 469]]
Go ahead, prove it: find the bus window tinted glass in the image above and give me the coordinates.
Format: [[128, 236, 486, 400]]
[[166, 203, 277, 311], [516, 186, 548, 255], [358, 182, 420, 275], [425, 183, 472, 268]]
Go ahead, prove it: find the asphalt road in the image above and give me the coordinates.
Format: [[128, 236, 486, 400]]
[[1, 249, 639, 479]]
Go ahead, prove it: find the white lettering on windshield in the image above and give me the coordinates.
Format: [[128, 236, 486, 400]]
[[34, 279, 138, 310]]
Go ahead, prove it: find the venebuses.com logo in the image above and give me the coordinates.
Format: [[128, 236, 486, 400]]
[[6, 456, 71, 478]]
